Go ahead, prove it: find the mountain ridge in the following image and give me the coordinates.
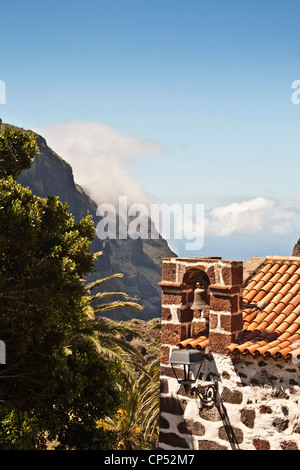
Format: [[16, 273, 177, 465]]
[[2, 123, 176, 320]]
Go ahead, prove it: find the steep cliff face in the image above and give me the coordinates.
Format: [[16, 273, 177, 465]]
[[14, 126, 176, 320], [19, 132, 96, 223]]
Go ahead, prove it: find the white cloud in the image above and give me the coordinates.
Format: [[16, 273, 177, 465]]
[[33, 120, 164, 207], [205, 197, 300, 238], [271, 222, 295, 236], [30, 121, 300, 245]]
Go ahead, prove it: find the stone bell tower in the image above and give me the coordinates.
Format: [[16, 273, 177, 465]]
[[159, 256, 243, 450], [159, 256, 243, 358]]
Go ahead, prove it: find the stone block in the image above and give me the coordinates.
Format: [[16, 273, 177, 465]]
[[221, 387, 243, 404], [159, 415, 170, 430], [218, 425, 243, 444], [252, 438, 270, 450], [161, 292, 182, 306], [206, 265, 216, 284], [161, 307, 172, 321], [159, 432, 189, 449], [162, 262, 177, 283], [160, 396, 187, 415], [221, 263, 243, 286], [240, 409, 256, 428], [209, 293, 239, 313], [160, 378, 169, 394], [220, 312, 243, 333], [177, 420, 205, 436], [160, 345, 170, 365], [177, 307, 193, 323], [209, 312, 218, 330], [280, 441, 298, 450], [161, 323, 187, 347], [209, 332, 235, 353], [198, 440, 228, 450]]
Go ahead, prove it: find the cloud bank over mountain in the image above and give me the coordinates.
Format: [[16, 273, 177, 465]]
[[34, 121, 300, 260], [34, 120, 164, 208]]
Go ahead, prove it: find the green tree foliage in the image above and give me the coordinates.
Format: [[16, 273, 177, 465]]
[[0, 127, 38, 179], [0, 128, 123, 449], [0, 126, 160, 451]]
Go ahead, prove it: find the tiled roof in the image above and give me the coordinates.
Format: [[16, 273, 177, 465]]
[[178, 334, 209, 351], [178, 256, 300, 361]]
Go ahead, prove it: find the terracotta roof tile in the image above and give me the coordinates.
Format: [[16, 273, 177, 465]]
[[177, 256, 300, 361], [177, 335, 209, 351], [226, 257, 300, 359]]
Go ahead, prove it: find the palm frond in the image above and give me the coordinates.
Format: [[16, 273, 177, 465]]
[[92, 250, 103, 260], [94, 344, 137, 387], [85, 273, 124, 291], [89, 291, 129, 303], [92, 316, 143, 338], [96, 334, 145, 364], [93, 300, 143, 314]]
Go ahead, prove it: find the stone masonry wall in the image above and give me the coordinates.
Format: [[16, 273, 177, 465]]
[[160, 352, 300, 450], [159, 257, 300, 450]]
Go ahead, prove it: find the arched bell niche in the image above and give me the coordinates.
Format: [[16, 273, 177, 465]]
[[160, 257, 243, 354], [181, 268, 211, 331]]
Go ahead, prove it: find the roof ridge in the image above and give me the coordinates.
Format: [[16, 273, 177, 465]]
[[266, 255, 300, 262]]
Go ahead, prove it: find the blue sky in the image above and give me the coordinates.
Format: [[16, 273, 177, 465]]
[[1, 0, 300, 260]]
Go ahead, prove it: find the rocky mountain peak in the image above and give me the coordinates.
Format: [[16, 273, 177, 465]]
[[9, 124, 176, 320]]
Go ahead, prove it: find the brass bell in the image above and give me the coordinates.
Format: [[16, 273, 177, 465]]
[[191, 283, 210, 311]]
